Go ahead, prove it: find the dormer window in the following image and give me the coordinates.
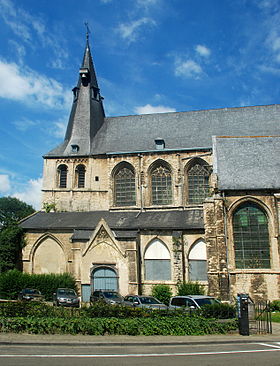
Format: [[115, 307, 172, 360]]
[[155, 138, 165, 150], [71, 144, 80, 153]]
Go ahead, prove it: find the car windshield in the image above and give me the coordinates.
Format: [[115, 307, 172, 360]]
[[57, 289, 76, 296], [24, 289, 40, 295], [195, 298, 220, 306], [139, 297, 161, 304], [103, 292, 121, 299]]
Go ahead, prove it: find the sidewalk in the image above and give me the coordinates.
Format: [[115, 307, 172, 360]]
[[0, 323, 279, 346]]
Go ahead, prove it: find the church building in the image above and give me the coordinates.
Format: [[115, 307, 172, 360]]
[[20, 38, 280, 303]]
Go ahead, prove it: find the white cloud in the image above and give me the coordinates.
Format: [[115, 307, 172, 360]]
[[13, 118, 37, 131], [13, 178, 42, 210], [195, 44, 211, 57], [175, 58, 203, 79], [117, 17, 156, 43], [0, 174, 11, 193], [0, 60, 71, 109], [134, 104, 176, 114], [0, 0, 68, 69], [137, 0, 159, 7], [52, 118, 68, 139]]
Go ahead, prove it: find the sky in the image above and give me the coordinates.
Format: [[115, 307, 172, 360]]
[[0, 0, 280, 210]]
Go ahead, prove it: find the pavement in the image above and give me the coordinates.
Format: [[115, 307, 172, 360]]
[[0, 322, 279, 346]]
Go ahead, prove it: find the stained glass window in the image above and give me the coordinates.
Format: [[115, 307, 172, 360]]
[[233, 203, 270, 269], [114, 166, 136, 206], [187, 163, 210, 204], [151, 165, 172, 205]]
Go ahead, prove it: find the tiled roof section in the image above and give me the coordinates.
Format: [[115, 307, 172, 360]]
[[90, 104, 280, 155], [20, 210, 204, 231], [213, 135, 280, 190]]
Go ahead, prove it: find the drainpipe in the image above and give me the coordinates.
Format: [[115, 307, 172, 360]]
[[136, 229, 142, 295]]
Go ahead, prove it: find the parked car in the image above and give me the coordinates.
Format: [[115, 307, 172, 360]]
[[123, 295, 168, 310], [90, 290, 123, 305], [53, 288, 80, 308], [18, 288, 44, 301], [169, 295, 220, 310]]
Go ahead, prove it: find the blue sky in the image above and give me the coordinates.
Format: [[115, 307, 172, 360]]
[[0, 0, 280, 209]]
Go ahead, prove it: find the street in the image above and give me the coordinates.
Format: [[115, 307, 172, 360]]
[[1, 341, 280, 366]]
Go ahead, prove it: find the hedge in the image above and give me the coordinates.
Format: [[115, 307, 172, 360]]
[[0, 270, 77, 300], [0, 316, 238, 335]]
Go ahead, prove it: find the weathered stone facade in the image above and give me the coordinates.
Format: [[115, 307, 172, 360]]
[[21, 40, 280, 303]]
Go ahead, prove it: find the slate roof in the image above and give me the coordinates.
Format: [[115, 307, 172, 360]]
[[20, 209, 204, 232], [46, 104, 280, 157], [213, 136, 280, 190]]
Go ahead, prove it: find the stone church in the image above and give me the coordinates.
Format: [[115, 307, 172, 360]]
[[21, 39, 280, 303]]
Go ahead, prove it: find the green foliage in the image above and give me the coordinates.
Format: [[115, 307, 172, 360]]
[[0, 224, 25, 272], [43, 202, 56, 213], [0, 197, 35, 273], [0, 270, 77, 301], [271, 312, 280, 323], [151, 284, 173, 305], [271, 300, 280, 312], [0, 315, 238, 335], [176, 281, 205, 296], [198, 303, 236, 319], [0, 197, 35, 226]]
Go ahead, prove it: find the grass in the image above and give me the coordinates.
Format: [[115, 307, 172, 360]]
[[271, 312, 280, 323]]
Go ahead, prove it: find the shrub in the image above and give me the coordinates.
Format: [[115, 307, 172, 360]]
[[271, 300, 280, 312], [176, 281, 205, 296], [0, 270, 77, 301], [151, 284, 172, 305], [0, 316, 238, 335], [198, 303, 237, 319]]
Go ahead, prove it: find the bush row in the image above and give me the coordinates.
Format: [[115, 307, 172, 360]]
[[0, 270, 77, 301], [0, 301, 237, 319], [0, 316, 238, 336], [271, 300, 280, 312]]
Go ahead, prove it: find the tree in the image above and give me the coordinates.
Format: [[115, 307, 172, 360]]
[[0, 197, 35, 272], [0, 196, 35, 226]]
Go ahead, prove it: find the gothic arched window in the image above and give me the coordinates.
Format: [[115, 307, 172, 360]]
[[114, 164, 136, 206], [57, 164, 68, 188], [144, 239, 171, 281], [186, 160, 210, 204], [188, 240, 207, 281], [151, 163, 172, 205], [76, 164, 86, 188], [233, 202, 270, 269]]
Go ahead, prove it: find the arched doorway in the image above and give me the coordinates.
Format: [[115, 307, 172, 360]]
[[91, 266, 118, 291]]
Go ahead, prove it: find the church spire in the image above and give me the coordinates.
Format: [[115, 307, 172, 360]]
[[61, 30, 105, 156]]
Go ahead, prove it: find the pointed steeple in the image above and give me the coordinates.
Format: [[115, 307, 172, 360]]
[[61, 33, 105, 156]]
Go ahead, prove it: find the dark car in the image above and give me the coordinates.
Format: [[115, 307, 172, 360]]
[[53, 288, 80, 308], [123, 295, 168, 310], [18, 288, 44, 301], [169, 295, 220, 310], [90, 290, 123, 305]]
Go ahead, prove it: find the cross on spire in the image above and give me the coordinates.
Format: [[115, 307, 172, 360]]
[[85, 22, 90, 42]]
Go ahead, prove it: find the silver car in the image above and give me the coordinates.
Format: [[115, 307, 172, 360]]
[[124, 295, 168, 310], [53, 288, 80, 308], [169, 295, 220, 310]]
